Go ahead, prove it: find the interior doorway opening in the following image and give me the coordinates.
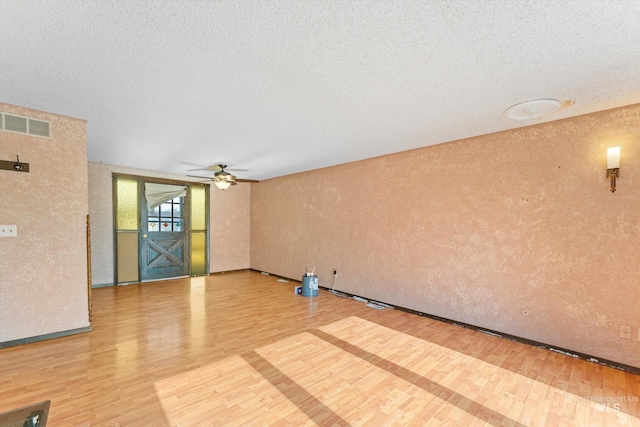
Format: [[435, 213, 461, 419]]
[[113, 175, 209, 284]]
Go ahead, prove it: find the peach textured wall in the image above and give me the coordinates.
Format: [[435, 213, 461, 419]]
[[88, 162, 250, 284], [87, 162, 117, 285], [0, 102, 90, 343], [251, 104, 640, 369], [209, 182, 250, 272]]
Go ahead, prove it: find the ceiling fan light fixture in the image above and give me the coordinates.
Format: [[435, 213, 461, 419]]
[[214, 179, 232, 190], [192, 164, 252, 189]]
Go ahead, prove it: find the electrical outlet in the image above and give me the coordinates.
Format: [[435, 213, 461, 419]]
[[619, 325, 632, 340], [0, 225, 17, 237], [333, 270, 337, 276]]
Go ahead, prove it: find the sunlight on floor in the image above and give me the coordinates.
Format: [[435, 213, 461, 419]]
[[154, 353, 311, 425], [154, 316, 639, 426]]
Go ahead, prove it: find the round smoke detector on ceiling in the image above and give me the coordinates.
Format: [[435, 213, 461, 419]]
[[504, 98, 567, 121]]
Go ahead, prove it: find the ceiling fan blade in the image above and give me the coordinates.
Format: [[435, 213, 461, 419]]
[[187, 164, 225, 172], [188, 168, 257, 185], [207, 164, 249, 172]]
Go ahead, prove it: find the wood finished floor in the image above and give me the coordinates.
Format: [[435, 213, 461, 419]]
[[0, 270, 638, 426]]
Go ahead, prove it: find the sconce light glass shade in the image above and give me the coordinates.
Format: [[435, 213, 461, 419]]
[[607, 147, 620, 193], [607, 147, 621, 169], [214, 180, 232, 190]]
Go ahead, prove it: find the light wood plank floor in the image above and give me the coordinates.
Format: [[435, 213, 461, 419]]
[[1, 270, 638, 426]]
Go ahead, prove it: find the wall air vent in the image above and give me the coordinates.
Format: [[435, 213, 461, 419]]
[[0, 111, 50, 138]]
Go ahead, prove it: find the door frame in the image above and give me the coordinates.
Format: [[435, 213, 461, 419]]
[[112, 173, 210, 285]]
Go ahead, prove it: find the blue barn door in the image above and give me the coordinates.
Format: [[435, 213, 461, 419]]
[[140, 183, 190, 281]]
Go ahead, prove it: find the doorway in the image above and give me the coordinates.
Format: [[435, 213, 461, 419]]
[[141, 183, 189, 281], [113, 175, 209, 284]]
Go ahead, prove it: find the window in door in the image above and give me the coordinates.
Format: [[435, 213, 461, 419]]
[[147, 197, 184, 233]]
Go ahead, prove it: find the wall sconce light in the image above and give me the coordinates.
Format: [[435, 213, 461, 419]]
[[607, 147, 620, 193]]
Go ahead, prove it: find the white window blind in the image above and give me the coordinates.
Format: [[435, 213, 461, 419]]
[[144, 183, 187, 209]]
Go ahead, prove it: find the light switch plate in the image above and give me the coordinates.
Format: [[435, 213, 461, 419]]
[[620, 325, 632, 340], [0, 225, 17, 237]]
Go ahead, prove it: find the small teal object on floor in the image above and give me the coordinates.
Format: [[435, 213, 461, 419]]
[[302, 275, 318, 297]]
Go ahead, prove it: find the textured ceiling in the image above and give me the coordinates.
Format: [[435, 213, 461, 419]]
[[1, 0, 639, 181]]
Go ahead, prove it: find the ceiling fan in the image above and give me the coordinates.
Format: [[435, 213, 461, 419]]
[[188, 164, 259, 190]]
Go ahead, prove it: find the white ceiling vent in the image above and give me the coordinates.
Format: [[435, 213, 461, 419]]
[[0, 111, 50, 138]]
